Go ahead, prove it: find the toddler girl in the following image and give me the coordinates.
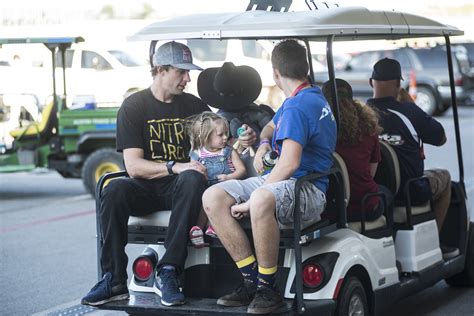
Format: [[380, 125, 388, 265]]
[[187, 111, 246, 247]]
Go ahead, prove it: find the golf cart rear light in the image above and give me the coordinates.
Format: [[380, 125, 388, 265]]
[[133, 257, 154, 281], [132, 246, 158, 281], [455, 77, 463, 86], [303, 263, 324, 288]]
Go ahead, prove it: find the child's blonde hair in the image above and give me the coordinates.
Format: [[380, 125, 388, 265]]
[[187, 111, 229, 151]]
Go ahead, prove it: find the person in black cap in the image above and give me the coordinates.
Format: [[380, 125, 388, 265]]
[[82, 41, 212, 307], [197, 61, 274, 156], [367, 57, 457, 259]]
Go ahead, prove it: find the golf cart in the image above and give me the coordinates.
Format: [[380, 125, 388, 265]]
[[94, 1, 473, 315], [0, 37, 124, 196]]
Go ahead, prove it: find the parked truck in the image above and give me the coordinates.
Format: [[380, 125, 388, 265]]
[[0, 37, 125, 196]]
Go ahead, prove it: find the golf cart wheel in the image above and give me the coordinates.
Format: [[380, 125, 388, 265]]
[[445, 222, 474, 286], [82, 148, 124, 197], [336, 276, 368, 316], [415, 86, 439, 116]]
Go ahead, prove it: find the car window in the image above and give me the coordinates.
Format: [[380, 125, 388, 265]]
[[414, 49, 445, 68], [347, 51, 381, 70], [108, 50, 146, 67], [414, 49, 458, 71], [81, 51, 112, 70], [55, 49, 74, 68], [187, 39, 228, 61], [242, 40, 265, 59], [458, 43, 474, 66], [392, 50, 412, 68]]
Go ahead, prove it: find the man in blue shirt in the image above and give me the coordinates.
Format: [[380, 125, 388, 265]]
[[367, 58, 456, 259], [202, 39, 337, 314]]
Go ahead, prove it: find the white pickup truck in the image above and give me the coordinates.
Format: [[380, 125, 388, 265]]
[[53, 43, 151, 107], [0, 42, 151, 109]]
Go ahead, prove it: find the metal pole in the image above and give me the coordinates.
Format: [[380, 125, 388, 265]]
[[444, 35, 464, 188], [46, 45, 58, 112], [326, 35, 340, 130], [60, 44, 67, 98], [304, 39, 315, 84]]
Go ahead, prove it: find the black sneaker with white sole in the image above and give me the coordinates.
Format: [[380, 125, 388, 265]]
[[81, 272, 129, 306], [153, 268, 185, 306]]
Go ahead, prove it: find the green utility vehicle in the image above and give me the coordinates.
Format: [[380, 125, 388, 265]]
[[0, 37, 123, 196]]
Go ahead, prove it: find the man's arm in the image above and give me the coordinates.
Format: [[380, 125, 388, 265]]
[[253, 121, 275, 173], [124, 148, 206, 180], [264, 138, 302, 184], [236, 124, 257, 148], [439, 133, 447, 146], [259, 121, 275, 142], [414, 108, 447, 146]]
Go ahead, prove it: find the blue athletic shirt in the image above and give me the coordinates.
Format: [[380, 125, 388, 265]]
[[270, 86, 337, 192]]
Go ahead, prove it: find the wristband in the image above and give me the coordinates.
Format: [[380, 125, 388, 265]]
[[259, 139, 270, 147]]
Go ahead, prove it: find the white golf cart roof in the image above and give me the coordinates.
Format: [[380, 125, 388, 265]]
[[129, 6, 463, 42]]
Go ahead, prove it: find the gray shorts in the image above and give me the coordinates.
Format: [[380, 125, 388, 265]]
[[214, 175, 326, 229]]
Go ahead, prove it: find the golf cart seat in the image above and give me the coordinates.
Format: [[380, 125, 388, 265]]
[[375, 141, 433, 228], [126, 161, 344, 246], [332, 152, 392, 237], [9, 101, 57, 141], [100, 150, 347, 247]]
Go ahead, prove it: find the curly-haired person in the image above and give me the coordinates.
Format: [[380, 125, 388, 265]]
[[322, 78, 393, 222]]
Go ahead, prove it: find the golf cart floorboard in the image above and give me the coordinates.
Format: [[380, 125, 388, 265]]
[[100, 291, 335, 315]]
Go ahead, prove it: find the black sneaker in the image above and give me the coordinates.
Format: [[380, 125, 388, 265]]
[[153, 268, 185, 306], [217, 279, 257, 307], [81, 272, 129, 306], [247, 286, 284, 314], [441, 245, 460, 260]]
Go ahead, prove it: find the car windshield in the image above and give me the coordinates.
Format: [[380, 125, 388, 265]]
[[414, 49, 457, 70], [108, 50, 146, 67], [460, 43, 474, 66]]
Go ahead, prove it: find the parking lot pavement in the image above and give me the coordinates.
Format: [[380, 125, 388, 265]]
[[33, 299, 126, 316]]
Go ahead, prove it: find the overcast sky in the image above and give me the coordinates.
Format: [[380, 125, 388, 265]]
[[1, 0, 471, 50], [2, 0, 471, 13]]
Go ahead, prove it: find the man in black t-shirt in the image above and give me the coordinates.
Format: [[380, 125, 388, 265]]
[[367, 58, 456, 259], [81, 41, 258, 307]]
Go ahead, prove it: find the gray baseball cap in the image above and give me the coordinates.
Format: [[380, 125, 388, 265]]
[[153, 41, 202, 71]]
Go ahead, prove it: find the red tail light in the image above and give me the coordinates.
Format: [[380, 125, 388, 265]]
[[133, 257, 154, 281], [303, 263, 324, 288], [455, 77, 464, 86]]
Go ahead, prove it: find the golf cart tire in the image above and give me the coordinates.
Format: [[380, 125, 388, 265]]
[[335, 276, 369, 316], [445, 222, 474, 287], [81, 148, 124, 197]]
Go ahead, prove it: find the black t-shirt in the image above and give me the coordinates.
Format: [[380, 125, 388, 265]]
[[367, 96, 445, 200], [116, 88, 210, 162]]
